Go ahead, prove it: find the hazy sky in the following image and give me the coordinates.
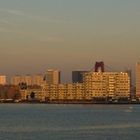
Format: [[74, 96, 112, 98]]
[[0, 0, 140, 82]]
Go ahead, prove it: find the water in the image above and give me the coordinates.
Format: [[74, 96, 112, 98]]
[[0, 104, 140, 140]]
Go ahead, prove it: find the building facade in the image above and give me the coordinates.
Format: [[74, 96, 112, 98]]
[[83, 72, 130, 101], [136, 63, 140, 99], [0, 75, 6, 85], [20, 72, 130, 103], [32, 74, 45, 85], [45, 70, 61, 84], [11, 74, 44, 86]]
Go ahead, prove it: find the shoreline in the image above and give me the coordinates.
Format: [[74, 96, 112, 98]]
[[0, 101, 140, 105]]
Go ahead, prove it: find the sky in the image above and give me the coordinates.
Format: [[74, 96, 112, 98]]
[[0, 0, 140, 83]]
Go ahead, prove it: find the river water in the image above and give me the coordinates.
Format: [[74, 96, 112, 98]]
[[0, 104, 139, 140]]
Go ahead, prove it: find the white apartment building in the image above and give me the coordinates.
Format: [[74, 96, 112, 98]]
[[83, 72, 130, 99]]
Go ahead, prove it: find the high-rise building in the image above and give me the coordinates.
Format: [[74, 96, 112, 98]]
[[136, 63, 140, 99], [46, 70, 61, 84], [72, 71, 87, 83], [0, 75, 6, 85]]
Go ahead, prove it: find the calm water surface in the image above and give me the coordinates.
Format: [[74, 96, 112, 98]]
[[0, 104, 140, 140]]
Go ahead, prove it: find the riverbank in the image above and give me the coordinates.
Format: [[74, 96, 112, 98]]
[[0, 99, 140, 104]]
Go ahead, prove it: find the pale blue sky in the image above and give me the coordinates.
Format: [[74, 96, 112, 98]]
[[0, 0, 140, 82]]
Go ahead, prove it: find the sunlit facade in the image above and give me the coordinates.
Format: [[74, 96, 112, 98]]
[[11, 74, 44, 86], [20, 72, 130, 102], [136, 62, 140, 99], [45, 70, 61, 84], [0, 75, 6, 85], [83, 72, 130, 100]]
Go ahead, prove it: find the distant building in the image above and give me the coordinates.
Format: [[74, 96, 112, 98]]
[[0, 85, 20, 100], [72, 71, 87, 83], [125, 69, 133, 97], [11, 75, 32, 86], [32, 74, 44, 86], [11, 74, 45, 86], [11, 75, 21, 86], [45, 70, 61, 84], [125, 69, 132, 83], [0, 75, 6, 85], [136, 63, 140, 99], [23, 75, 32, 86], [20, 71, 130, 102]]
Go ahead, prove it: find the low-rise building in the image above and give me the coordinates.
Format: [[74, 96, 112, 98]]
[[11, 74, 45, 86]]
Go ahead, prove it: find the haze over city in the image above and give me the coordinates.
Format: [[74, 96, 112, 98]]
[[0, 0, 140, 83]]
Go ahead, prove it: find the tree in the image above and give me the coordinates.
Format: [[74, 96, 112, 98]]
[[30, 92, 35, 99], [19, 82, 27, 90]]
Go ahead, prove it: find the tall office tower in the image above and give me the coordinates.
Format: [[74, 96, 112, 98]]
[[72, 71, 87, 83], [32, 74, 45, 86], [46, 70, 61, 84], [136, 62, 140, 99], [0, 75, 6, 85]]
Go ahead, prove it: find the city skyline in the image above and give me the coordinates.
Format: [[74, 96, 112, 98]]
[[0, 1, 140, 140], [0, 0, 140, 82]]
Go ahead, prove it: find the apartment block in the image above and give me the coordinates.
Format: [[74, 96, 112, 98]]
[[83, 72, 130, 100]]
